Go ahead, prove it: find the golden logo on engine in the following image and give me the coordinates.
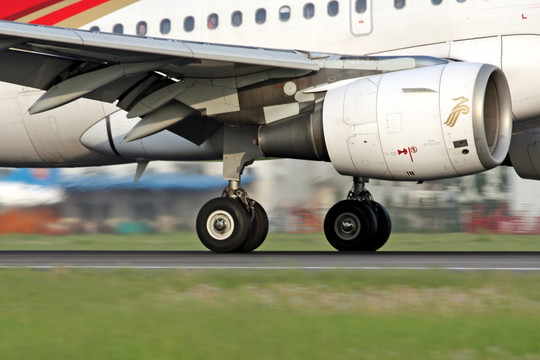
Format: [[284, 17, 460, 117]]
[[444, 97, 470, 127]]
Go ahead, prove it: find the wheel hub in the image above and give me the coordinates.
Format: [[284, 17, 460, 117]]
[[335, 212, 361, 241], [213, 217, 228, 232], [206, 210, 235, 240], [340, 219, 355, 233]]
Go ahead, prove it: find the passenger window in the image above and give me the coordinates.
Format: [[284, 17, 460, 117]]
[[184, 16, 195, 32], [136, 21, 147, 36], [279, 6, 291, 22], [303, 3, 315, 19], [89, 26, 100, 32], [255, 8, 267, 24], [327, 1, 339, 16], [160, 19, 171, 34], [355, 0, 366, 13], [394, 0, 405, 9], [208, 13, 219, 29], [232, 11, 242, 27], [113, 23, 124, 34], [432, 0, 442, 4]]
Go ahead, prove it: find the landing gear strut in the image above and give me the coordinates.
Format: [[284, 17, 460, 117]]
[[324, 177, 391, 251], [196, 125, 268, 253], [196, 180, 269, 253]]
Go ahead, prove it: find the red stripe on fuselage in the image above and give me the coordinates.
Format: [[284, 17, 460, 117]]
[[0, 0, 63, 21], [30, 0, 111, 25]]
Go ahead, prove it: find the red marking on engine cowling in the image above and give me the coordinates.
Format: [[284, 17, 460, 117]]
[[398, 146, 418, 162]]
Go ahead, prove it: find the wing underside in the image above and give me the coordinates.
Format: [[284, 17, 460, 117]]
[[0, 21, 450, 143], [0, 21, 321, 141]]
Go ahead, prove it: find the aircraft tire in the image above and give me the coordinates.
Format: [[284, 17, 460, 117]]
[[367, 201, 392, 251], [196, 197, 252, 253], [238, 200, 269, 252], [324, 200, 378, 251]]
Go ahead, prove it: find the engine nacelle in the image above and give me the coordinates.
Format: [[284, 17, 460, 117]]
[[508, 129, 540, 180], [323, 63, 512, 181]]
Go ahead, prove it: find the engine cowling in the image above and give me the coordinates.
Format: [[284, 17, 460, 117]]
[[322, 62, 512, 181], [508, 129, 540, 180]]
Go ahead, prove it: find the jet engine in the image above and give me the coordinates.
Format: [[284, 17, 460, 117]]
[[260, 63, 512, 181], [508, 128, 540, 180]]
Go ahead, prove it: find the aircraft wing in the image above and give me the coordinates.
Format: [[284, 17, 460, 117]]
[[0, 21, 319, 82], [0, 20, 323, 140], [0, 21, 444, 143]]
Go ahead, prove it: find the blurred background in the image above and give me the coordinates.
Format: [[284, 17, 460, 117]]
[[0, 160, 537, 235]]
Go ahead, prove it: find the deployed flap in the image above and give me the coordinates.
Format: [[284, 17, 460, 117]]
[[125, 101, 196, 143], [29, 60, 170, 114], [127, 81, 188, 118], [0, 20, 319, 134]]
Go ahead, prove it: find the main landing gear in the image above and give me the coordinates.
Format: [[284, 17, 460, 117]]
[[324, 177, 391, 251], [196, 180, 269, 253], [196, 176, 391, 253], [196, 124, 388, 253]]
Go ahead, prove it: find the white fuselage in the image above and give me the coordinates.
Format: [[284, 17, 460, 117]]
[[83, 0, 540, 54]]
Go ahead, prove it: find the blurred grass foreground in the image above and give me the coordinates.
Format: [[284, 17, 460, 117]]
[[2, 232, 540, 251], [0, 269, 539, 360]]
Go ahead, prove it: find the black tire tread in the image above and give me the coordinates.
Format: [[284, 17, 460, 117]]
[[196, 197, 252, 253], [324, 200, 378, 251]]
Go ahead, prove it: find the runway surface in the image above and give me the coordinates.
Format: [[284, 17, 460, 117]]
[[1, 251, 540, 270]]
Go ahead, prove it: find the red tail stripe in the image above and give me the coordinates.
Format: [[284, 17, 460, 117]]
[[0, 0, 62, 21], [30, 0, 111, 25]]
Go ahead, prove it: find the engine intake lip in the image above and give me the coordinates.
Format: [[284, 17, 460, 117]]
[[472, 65, 512, 170]]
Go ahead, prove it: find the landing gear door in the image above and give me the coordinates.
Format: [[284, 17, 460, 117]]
[[350, 0, 373, 36]]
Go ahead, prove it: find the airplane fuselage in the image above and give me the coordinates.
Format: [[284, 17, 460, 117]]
[[1, 0, 540, 168]]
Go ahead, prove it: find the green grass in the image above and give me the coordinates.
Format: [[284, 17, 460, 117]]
[[0, 269, 539, 359], [1, 232, 540, 251], [1, 232, 539, 358]]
